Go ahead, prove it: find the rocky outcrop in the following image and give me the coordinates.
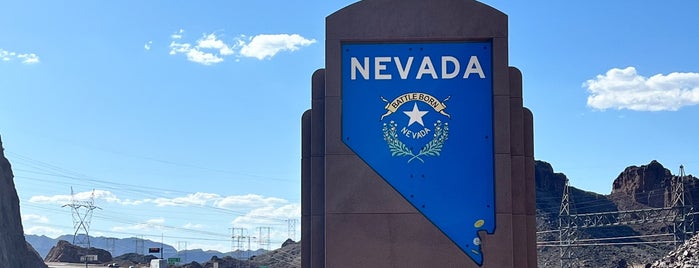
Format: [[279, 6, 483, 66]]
[[535, 160, 567, 195], [112, 252, 158, 265], [651, 234, 699, 267], [201, 256, 248, 268], [44, 240, 112, 263], [249, 239, 301, 268], [0, 135, 48, 267], [612, 160, 677, 207]]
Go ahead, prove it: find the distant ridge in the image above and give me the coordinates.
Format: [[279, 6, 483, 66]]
[[25, 234, 267, 263]]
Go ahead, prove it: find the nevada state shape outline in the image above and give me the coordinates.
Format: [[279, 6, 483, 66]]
[[342, 42, 495, 266]]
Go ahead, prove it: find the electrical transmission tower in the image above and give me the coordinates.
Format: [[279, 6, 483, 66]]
[[672, 165, 695, 243], [105, 238, 116, 256], [62, 187, 101, 248], [558, 179, 576, 268], [555, 165, 696, 268], [257, 227, 272, 251], [177, 241, 188, 263], [135, 236, 144, 255], [287, 219, 297, 241], [231, 227, 249, 268]]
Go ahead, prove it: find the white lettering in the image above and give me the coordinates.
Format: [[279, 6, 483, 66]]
[[463, 55, 485, 78], [349, 55, 486, 80], [401, 127, 431, 139], [416, 56, 438, 79], [351, 57, 369, 80], [441, 56, 460, 79], [394, 56, 413, 79], [401, 127, 410, 138], [374, 57, 391, 80]]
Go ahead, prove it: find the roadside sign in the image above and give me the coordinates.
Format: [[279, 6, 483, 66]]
[[80, 255, 98, 262]]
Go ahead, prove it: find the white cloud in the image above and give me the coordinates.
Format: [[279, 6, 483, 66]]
[[112, 218, 166, 232], [144, 41, 153, 50], [121, 198, 149, 205], [182, 223, 205, 229], [169, 41, 191, 55], [28, 189, 141, 206], [150, 193, 289, 209], [169, 33, 230, 65], [30, 189, 108, 204], [584, 67, 699, 111], [31, 190, 291, 210], [1, 49, 39, 64], [197, 33, 235, 56], [22, 214, 49, 223], [214, 194, 287, 209], [24, 226, 64, 237], [239, 34, 316, 60], [152, 192, 221, 207], [231, 203, 300, 229], [171, 29, 184, 40], [186, 242, 229, 253], [186, 49, 224, 65], [168, 30, 315, 65]]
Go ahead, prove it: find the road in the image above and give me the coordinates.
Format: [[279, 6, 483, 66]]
[[46, 263, 99, 268], [46, 263, 135, 268]]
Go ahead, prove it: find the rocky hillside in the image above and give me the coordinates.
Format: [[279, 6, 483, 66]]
[[249, 239, 301, 268], [534, 160, 695, 268], [0, 135, 48, 267], [651, 233, 699, 267], [611, 160, 699, 210], [44, 240, 112, 263]]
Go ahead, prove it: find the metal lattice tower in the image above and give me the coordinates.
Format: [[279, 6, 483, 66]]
[[555, 165, 696, 268], [135, 236, 145, 254], [672, 165, 695, 243], [558, 179, 577, 268], [231, 228, 247, 254], [287, 219, 297, 240], [62, 188, 101, 248], [105, 238, 116, 256], [177, 241, 188, 263], [231, 227, 250, 268], [257, 227, 272, 251]]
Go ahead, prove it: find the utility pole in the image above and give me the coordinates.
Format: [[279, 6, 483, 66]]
[[62, 187, 101, 249]]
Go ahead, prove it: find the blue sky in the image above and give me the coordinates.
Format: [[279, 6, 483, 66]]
[[1, 0, 698, 254]]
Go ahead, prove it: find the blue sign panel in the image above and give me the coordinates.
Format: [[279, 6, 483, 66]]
[[342, 42, 494, 265]]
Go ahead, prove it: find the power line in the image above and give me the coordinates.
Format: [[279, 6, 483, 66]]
[[538, 233, 674, 244], [538, 241, 677, 247]]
